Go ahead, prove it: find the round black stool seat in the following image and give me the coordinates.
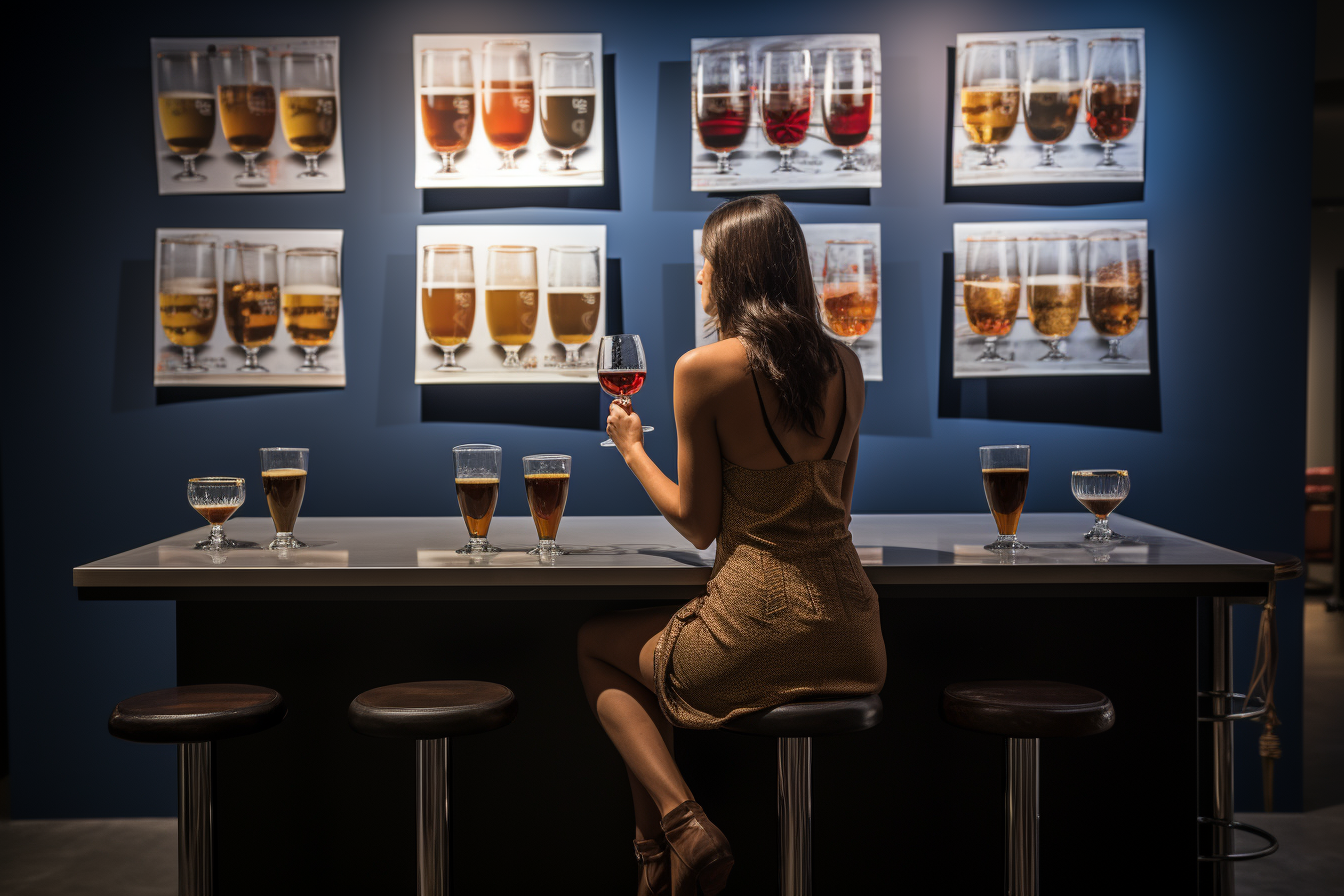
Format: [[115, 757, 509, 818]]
[[349, 680, 517, 739], [1240, 551, 1303, 581], [108, 684, 285, 744], [943, 680, 1114, 739], [724, 694, 883, 738]]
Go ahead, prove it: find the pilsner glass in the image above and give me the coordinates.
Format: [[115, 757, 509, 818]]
[[758, 47, 811, 173], [260, 447, 308, 549], [279, 52, 338, 178], [1072, 469, 1130, 541], [598, 334, 653, 447], [421, 49, 474, 175], [283, 247, 341, 372], [422, 244, 475, 371], [1084, 230, 1143, 362], [1024, 233, 1081, 361], [1023, 36, 1081, 169], [522, 454, 571, 556], [188, 477, 245, 550], [214, 46, 275, 188], [821, 48, 875, 171], [159, 235, 218, 373], [538, 52, 595, 172], [548, 246, 601, 368], [693, 47, 751, 175], [482, 40, 534, 170], [820, 240, 878, 345], [1085, 38, 1142, 169], [484, 246, 538, 368], [157, 51, 214, 182], [960, 40, 1019, 170], [963, 233, 1021, 362], [980, 444, 1029, 551], [223, 241, 279, 372], [453, 443, 503, 554]]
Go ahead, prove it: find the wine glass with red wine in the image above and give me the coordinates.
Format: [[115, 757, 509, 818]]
[[598, 334, 654, 447]]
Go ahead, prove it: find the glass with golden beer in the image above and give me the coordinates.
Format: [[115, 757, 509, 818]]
[[279, 52, 338, 178], [1085, 38, 1141, 169], [157, 51, 214, 182], [522, 454, 571, 556], [260, 447, 308, 550], [422, 244, 475, 371], [213, 46, 275, 188], [960, 40, 1019, 170], [821, 240, 878, 344], [547, 246, 601, 368], [822, 48, 875, 172], [159, 235, 218, 373], [223, 242, 279, 372], [482, 40, 534, 170], [1084, 230, 1144, 362], [453, 443, 503, 554], [1023, 37, 1081, 169], [693, 47, 751, 175], [963, 233, 1021, 362], [759, 47, 811, 173], [421, 49, 475, 175], [484, 246, 538, 368], [539, 51, 595, 173], [282, 247, 340, 372], [1024, 233, 1081, 361]]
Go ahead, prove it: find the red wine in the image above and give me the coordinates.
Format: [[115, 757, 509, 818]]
[[761, 93, 810, 147], [599, 370, 645, 397], [822, 90, 874, 147]]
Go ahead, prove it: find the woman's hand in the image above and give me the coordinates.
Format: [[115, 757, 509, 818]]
[[606, 400, 645, 457]]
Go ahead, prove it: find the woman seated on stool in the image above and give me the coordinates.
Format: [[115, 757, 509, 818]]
[[577, 194, 886, 896]]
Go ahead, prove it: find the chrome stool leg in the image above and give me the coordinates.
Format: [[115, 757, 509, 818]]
[[177, 742, 213, 896], [417, 737, 451, 896], [1004, 737, 1039, 896], [778, 735, 812, 896], [1209, 596, 1235, 895]]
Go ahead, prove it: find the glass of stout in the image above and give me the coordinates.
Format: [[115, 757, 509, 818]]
[[260, 447, 308, 549], [598, 334, 653, 447], [1072, 469, 1130, 541], [523, 454, 571, 556], [538, 51, 595, 173], [1022, 37, 1081, 170], [453, 444, 502, 554], [980, 444, 1030, 551], [188, 477, 246, 550]]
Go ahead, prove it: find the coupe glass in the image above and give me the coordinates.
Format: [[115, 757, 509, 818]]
[[422, 244, 475, 371], [213, 46, 275, 188], [1023, 36, 1081, 169], [283, 247, 341, 372], [453, 444, 502, 554], [159, 235, 218, 373], [980, 444, 1029, 551], [260, 447, 308, 550], [1084, 230, 1143, 362], [1072, 469, 1130, 541], [960, 40, 1019, 170], [523, 454, 571, 556], [1085, 38, 1142, 169], [693, 47, 751, 175], [820, 240, 878, 345], [279, 52, 338, 178], [1025, 233, 1081, 361], [538, 51, 595, 172], [420, 49, 475, 175], [156, 51, 214, 182], [548, 246, 601, 368], [822, 48, 875, 171], [484, 245, 538, 368], [223, 241, 279, 372], [481, 40, 534, 170], [188, 477, 247, 550], [598, 334, 653, 446], [963, 233, 1021, 362], [759, 47, 811, 173]]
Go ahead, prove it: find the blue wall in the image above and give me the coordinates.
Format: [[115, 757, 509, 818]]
[[6, 0, 1313, 817]]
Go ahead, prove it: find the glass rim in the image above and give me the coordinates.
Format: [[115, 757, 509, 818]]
[[259, 446, 309, 452], [964, 39, 1018, 48], [285, 247, 338, 257], [188, 477, 245, 484], [487, 245, 538, 253], [1087, 37, 1141, 48], [484, 39, 530, 49], [522, 453, 572, 461], [539, 51, 593, 60], [424, 243, 473, 253], [277, 51, 333, 61], [224, 240, 279, 251], [1073, 469, 1129, 476], [823, 46, 875, 55], [453, 443, 502, 452], [215, 45, 271, 57], [549, 244, 600, 253], [1084, 229, 1142, 241], [694, 46, 750, 57], [599, 333, 640, 340], [422, 47, 472, 56], [964, 232, 1018, 243], [1027, 232, 1078, 241], [980, 444, 1030, 450], [1026, 35, 1078, 45]]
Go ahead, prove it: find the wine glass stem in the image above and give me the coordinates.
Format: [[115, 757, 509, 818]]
[[304, 155, 321, 176], [242, 154, 259, 177], [440, 152, 456, 173], [1042, 145, 1055, 166], [182, 156, 198, 178], [561, 150, 575, 170], [500, 149, 518, 169], [715, 152, 732, 174], [182, 346, 197, 369], [303, 347, 320, 368], [209, 525, 226, 548]]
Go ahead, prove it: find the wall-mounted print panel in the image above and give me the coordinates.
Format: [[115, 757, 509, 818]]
[[151, 38, 344, 195], [951, 29, 1144, 186], [154, 228, 345, 387], [415, 225, 607, 384], [691, 36, 881, 192], [951, 220, 1149, 378], [413, 34, 604, 189], [694, 224, 881, 381]]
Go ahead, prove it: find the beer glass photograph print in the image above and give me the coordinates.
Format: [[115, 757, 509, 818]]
[[691, 36, 880, 192], [150, 38, 345, 195], [154, 228, 345, 387], [951, 28, 1144, 186], [950, 220, 1149, 378], [693, 223, 882, 381], [413, 33, 604, 189], [414, 225, 607, 384]]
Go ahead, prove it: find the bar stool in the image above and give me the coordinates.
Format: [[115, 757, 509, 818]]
[[723, 694, 882, 896], [942, 681, 1115, 896], [348, 680, 517, 896], [108, 684, 286, 896]]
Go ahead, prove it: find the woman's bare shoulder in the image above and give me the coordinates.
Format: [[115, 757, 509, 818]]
[[675, 339, 748, 390]]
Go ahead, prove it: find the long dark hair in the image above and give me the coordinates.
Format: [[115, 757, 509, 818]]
[[702, 194, 839, 437]]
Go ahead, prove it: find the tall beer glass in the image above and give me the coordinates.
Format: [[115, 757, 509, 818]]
[[822, 48, 875, 171], [1084, 230, 1143, 362], [980, 444, 1029, 551], [279, 52, 338, 178], [283, 248, 340, 372], [484, 246, 538, 368], [482, 40, 534, 170], [1025, 233, 1081, 361], [538, 52, 595, 172], [214, 47, 275, 187], [548, 246, 601, 368], [759, 47, 811, 173], [960, 40, 1019, 170], [260, 447, 307, 550], [188, 477, 245, 550], [159, 235, 218, 373], [522, 454, 571, 556], [963, 234, 1021, 362], [453, 443, 502, 554], [223, 241, 279, 372], [421, 49, 474, 175], [422, 244, 475, 371], [157, 51, 214, 182], [1023, 36, 1080, 169], [820, 240, 878, 344], [693, 47, 751, 175], [1085, 38, 1141, 169]]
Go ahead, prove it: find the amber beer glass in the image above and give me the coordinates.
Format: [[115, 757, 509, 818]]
[[187, 477, 245, 550], [485, 245, 538, 367], [421, 49, 474, 175], [960, 40, 1019, 170], [523, 454, 571, 556], [1023, 36, 1081, 169], [453, 443, 502, 553], [422, 244, 475, 371], [693, 47, 751, 175], [159, 234, 218, 373], [283, 247, 341, 372], [214, 46, 275, 188], [821, 240, 878, 344], [822, 48, 875, 172], [963, 233, 1021, 362], [548, 246, 601, 368], [223, 241, 279, 372], [539, 51, 595, 172], [980, 444, 1029, 551], [157, 51, 214, 182], [1085, 38, 1141, 169], [260, 447, 308, 549], [279, 52, 338, 178], [482, 40, 534, 170], [759, 47, 811, 173], [1025, 233, 1081, 361], [1084, 230, 1144, 362], [1072, 469, 1131, 542]]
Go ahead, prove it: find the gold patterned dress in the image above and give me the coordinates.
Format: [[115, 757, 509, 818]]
[[652, 367, 887, 729]]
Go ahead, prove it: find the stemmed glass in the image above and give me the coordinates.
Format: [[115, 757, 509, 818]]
[[693, 47, 751, 175], [548, 246, 601, 368], [1023, 36, 1081, 169], [1085, 38, 1142, 169], [279, 52, 338, 178], [453, 444, 502, 554], [1025, 233, 1081, 361], [260, 447, 308, 550], [156, 51, 214, 182], [599, 334, 653, 447], [420, 49, 475, 175], [482, 40, 534, 170], [759, 47, 811, 173], [484, 246, 538, 368], [963, 234, 1021, 362], [1072, 469, 1130, 541], [159, 235, 218, 373], [422, 244, 475, 371], [1084, 230, 1143, 362], [960, 40, 1019, 170], [538, 51, 595, 173], [283, 247, 341, 372], [980, 445, 1030, 551], [523, 454, 571, 556], [223, 241, 279, 372], [822, 48, 875, 171], [188, 477, 246, 550], [820, 240, 878, 345], [214, 47, 275, 188]]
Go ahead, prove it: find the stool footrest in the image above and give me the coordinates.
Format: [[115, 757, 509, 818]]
[[1196, 690, 1267, 722], [1195, 817, 1279, 862]]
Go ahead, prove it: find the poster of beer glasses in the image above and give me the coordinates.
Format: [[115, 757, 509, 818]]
[[951, 28, 1145, 186], [153, 228, 346, 387], [693, 224, 882, 381], [414, 225, 608, 384], [412, 34, 605, 189], [950, 220, 1149, 378], [150, 38, 345, 195], [691, 36, 881, 192]]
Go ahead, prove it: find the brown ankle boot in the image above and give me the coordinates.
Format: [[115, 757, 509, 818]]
[[659, 801, 734, 896], [634, 837, 671, 896]]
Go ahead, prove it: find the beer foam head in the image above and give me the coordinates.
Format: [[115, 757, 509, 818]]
[[1026, 274, 1082, 285], [976, 78, 1020, 89], [1026, 79, 1082, 92], [422, 281, 476, 290], [964, 280, 1020, 289], [281, 88, 337, 98], [161, 278, 217, 294], [262, 467, 307, 477], [421, 86, 473, 95], [283, 284, 341, 295], [160, 90, 213, 100]]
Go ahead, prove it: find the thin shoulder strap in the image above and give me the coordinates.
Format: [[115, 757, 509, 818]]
[[824, 362, 848, 461], [750, 369, 795, 465]]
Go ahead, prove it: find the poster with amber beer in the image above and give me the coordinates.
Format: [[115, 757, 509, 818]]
[[691, 36, 881, 192], [951, 220, 1149, 378], [951, 28, 1145, 186], [153, 228, 345, 387], [413, 34, 604, 189], [150, 38, 345, 195], [693, 224, 882, 381], [414, 225, 607, 384]]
